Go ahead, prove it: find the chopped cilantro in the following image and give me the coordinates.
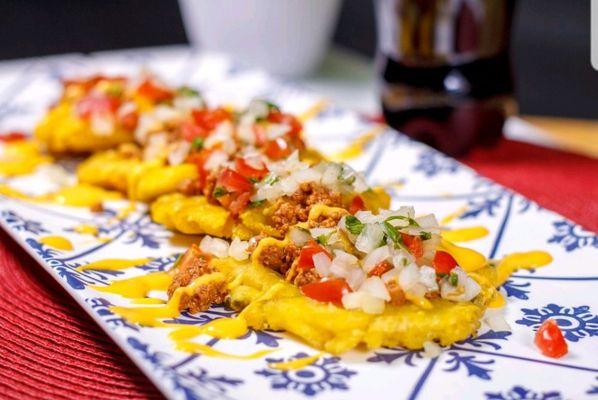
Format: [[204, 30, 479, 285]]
[[249, 177, 260, 184], [213, 187, 228, 198], [263, 174, 280, 185], [419, 231, 432, 240], [177, 86, 199, 97], [106, 84, 123, 97], [316, 234, 330, 246], [344, 215, 364, 235], [383, 221, 399, 244], [249, 199, 265, 208], [449, 272, 459, 286], [436, 272, 448, 279], [191, 137, 204, 150], [385, 215, 420, 227], [264, 100, 280, 112]]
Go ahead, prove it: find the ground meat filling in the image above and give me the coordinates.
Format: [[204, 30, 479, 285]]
[[168, 244, 229, 313], [271, 183, 342, 233], [291, 268, 320, 286], [258, 244, 300, 275], [308, 209, 346, 229]]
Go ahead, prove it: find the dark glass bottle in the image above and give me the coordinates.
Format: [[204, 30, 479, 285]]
[[375, 0, 516, 156]]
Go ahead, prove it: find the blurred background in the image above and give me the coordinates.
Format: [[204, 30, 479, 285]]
[[2, 0, 595, 119]]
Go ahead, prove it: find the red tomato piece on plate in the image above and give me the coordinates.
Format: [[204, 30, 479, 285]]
[[535, 319, 568, 358], [0, 131, 28, 142]]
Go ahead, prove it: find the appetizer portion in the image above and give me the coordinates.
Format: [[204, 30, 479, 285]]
[[77, 98, 309, 202], [151, 151, 390, 239], [36, 74, 175, 153], [160, 205, 499, 353]]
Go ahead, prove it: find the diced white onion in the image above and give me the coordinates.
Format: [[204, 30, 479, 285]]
[[485, 314, 512, 332], [355, 223, 385, 253], [422, 341, 442, 358], [228, 238, 250, 261], [418, 266, 439, 291], [173, 95, 204, 113], [265, 123, 291, 140], [199, 235, 229, 258], [289, 227, 311, 247], [440, 267, 481, 302], [341, 291, 385, 314], [309, 227, 335, 239], [313, 252, 332, 276], [381, 267, 400, 283], [363, 245, 390, 272], [204, 150, 229, 171], [359, 277, 391, 301], [167, 140, 191, 166], [398, 263, 419, 291], [346, 268, 366, 290]]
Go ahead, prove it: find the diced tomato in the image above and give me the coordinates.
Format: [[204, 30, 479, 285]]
[[192, 108, 231, 132], [368, 260, 393, 277], [186, 149, 212, 189], [218, 168, 252, 193], [267, 111, 302, 138], [181, 121, 207, 141], [64, 75, 125, 93], [349, 195, 366, 214], [535, 319, 568, 358], [118, 111, 138, 131], [235, 157, 268, 180], [264, 137, 291, 160], [297, 240, 331, 270], [0, 131, 28, 142], [228, 191, 252, 216], [75, 94, 121, 119], [300, 278, 351, 306], [136, 79, 174, 102], [401, 233, 424, 258], [433, 250, 458, 274], [252, 124, 267, 146]]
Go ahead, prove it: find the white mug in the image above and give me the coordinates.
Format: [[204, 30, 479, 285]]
[[179, 0, 342, 77]]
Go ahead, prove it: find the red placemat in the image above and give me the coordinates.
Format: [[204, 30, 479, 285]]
[[459, 138, 598, 233], [0, 229, 163, 400], [0, 138, 596, 400]]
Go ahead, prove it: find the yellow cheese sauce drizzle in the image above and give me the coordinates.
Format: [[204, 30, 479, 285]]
[[78, 258, 151, 272], [328, 125, 385, 161], [0, 182, 122, 208], [268, 353, 323, 371], [73, 224, 99, 236], [103, 272, 275, 360], [39, 236, 74, 251], [0, 141, 52, 177], [441, 226, 489, 243], [495, 251, 553, 286]]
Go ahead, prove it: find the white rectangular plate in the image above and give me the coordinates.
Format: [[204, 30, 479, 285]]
[[1, 48, 596, 400]]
